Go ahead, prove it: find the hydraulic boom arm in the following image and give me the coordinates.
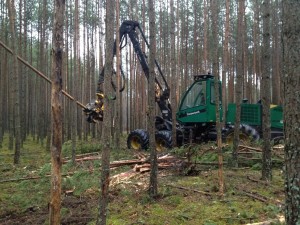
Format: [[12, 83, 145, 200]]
[[84, 20, 172, 123]]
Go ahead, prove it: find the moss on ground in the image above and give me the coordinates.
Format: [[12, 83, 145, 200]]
[[0, 135, 285, 224]]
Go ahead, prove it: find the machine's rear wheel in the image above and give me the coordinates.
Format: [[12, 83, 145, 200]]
[[127, 129, 149, 150], [223, 124, 260, 145], [155, 130, 172, 152]]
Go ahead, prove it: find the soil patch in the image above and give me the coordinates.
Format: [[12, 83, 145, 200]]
[[0, 196, 97, 225]]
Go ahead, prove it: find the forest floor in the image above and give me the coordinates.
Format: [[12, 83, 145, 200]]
[[0, 135, 286, 225]]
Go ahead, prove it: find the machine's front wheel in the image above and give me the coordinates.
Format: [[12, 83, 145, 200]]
[[127, 129, 149, 150], [155, 130, 172, 152], [223, 124, 260, 145]]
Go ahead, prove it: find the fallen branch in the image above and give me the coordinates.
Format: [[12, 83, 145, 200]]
[[193, 162, 227, 166], [63, 155, 102, 163], [247, 176, 271, 186], [242, 190, 282, 205], [0, 172, 74, 183], [239, 145, 262, 152], [0, 176, 43, 183], [110, 159, 145, 167], [63, 151, 101, 160], [231, 167, 251, 170], [238, 157, 261, 161], [242, 191, 269, 203], [165, 184, 213, 196]]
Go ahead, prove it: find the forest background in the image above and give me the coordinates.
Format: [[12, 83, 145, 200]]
[[0, 0, 282, 149], [1, 0, 300, 224]]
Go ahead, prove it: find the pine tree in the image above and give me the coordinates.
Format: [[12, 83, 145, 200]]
[[282, 1, 300, 224], [49, 0, 65, 224], [261, 0, 272, 181], [148, 0, 158, 198], [97, 0, 115, 224]]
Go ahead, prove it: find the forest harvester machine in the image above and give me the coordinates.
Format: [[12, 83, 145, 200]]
[[84, 20, 284, 151]]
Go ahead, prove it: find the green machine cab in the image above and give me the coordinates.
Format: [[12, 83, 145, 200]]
[[177, 74, 223, 124]]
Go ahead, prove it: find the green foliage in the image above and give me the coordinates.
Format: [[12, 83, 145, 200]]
[[62, 169, 99, 196], [203, 221, 218, 225], [251, 163, 262, 171], [39, 163, 51, 176], [165, 195, 181, 206], [264, 205, 282, 217], [62, 139, 103, 157]]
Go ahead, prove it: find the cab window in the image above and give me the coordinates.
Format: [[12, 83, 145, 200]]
[[180, 81, 206, 110]]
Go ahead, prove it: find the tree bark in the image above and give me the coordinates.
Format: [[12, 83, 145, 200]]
[[170, 0, 177, 148], [211, 0, 224, 196], [148, 0, 158, 198], [114, 0, 121, 149], [203, 0, 208, 72], [97, 0, 115, 224], [7, 0, 21, 164], [282, 1, 300, 224], [261, 0, 272, 181], [232, 0, 245, 167], [71, 0, 79, 164], [49, 0, 64, 224], [271, 0, 281, 105], [222, 0, 230, 121]]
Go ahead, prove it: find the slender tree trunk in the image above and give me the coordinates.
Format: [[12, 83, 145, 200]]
[[232, 0, 245, 167], [97, 0, 114, 224], [261, 0, 272, 181], [115, 0, 121, 149], [170, 0, 177, 148], [148, 0, 158, 198], [71, 0, 79, 164], [18, 0, 25, 146], [49, 0, 65, 224], [192, 0, 198, 75], [252, 0, 259, 103], [7, 0, 21, 164], [203, 0, 208, 72], [222, 0, 230, 121], [211, 0, 224, 195], [0, 45, 3, 148], [271, 0, 281, 105], [228, 48, 234, 103], [282, 1, 300, 224]]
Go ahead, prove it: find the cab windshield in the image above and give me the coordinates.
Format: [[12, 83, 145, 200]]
[[180, 81, 206, 110]]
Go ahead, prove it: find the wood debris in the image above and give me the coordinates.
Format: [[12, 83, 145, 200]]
[[109, 154, 187, 187], [242, 190, 282, 205]]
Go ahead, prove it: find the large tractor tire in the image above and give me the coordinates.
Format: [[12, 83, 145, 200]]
[[155, 130, 172, 152], [127, 129, 149, 150], [223, 124, 260, 145]]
